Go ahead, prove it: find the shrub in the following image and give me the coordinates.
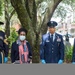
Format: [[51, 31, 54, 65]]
[[7, 28, 18, 48], [64, 46, 73, 63]]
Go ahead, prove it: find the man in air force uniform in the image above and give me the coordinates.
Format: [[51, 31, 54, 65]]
[[40, 21, 64, 64]]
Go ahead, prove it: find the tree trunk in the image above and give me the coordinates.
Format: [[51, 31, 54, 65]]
[[4, 0, 10, 37], [11, 0, 30, 30], [32, 33, 40, 63], [5, 17, 10, 37], [4, 0, 15, 38]]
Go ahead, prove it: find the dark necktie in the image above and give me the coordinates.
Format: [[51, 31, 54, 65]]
[[51, 34, 53, 43]]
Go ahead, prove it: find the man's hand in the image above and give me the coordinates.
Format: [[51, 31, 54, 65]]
[[41, 60, 46, 64]]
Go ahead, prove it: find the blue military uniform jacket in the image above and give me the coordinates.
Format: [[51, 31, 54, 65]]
[[72, 39, 75, 62], [11, 41, 32, 63], [40, 33, 64, 63]]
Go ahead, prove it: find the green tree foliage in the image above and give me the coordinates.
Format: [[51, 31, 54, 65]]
[[53, 0, 75, 22], [53, 3, 68, 19]]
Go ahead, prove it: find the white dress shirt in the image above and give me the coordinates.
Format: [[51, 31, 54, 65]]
[[50, 33, 55, 42]]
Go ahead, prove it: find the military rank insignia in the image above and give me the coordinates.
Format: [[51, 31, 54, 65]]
[[57, 36, 61, 42]]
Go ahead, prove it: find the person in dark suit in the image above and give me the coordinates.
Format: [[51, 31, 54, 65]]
[[11, 28, 32, 64], [0, 30, 9, 63], [40, 21, 64, 64], [65, 32, 69, 42]]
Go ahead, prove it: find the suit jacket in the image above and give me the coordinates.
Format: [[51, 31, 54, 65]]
[[11, 41, 32, 63], [3, 42, 9, 57], [0, 40, 9, 57], [72, 39, 75, 62], [40, 33, 64, 63]]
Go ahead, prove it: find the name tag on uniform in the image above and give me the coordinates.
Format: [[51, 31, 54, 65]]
[[46, 40, 50, 42]]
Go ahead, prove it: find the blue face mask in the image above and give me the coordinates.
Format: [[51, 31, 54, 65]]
[[19, 36, 26, 41]]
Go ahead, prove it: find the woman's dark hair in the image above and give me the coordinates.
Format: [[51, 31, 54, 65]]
[[18, 28, 28, 35]]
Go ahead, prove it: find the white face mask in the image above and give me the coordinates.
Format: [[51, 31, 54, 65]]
[[19, 36, 26, 41]]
